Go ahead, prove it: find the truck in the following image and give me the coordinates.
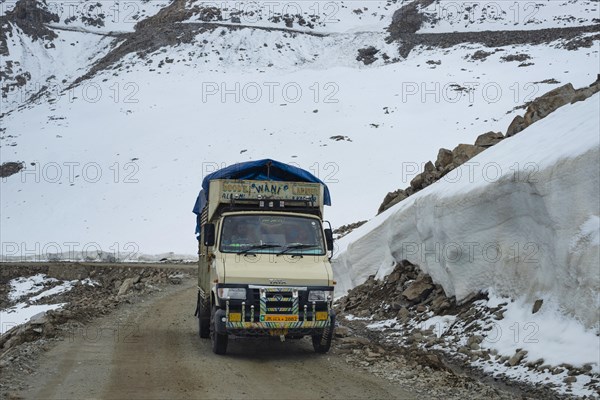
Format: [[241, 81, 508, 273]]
[[193, 159, 336, 355]]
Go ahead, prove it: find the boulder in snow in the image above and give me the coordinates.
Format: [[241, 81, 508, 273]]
[[474, 131, 504, 148]]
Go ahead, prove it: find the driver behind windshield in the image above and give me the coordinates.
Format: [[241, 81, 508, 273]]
[[230, 222, 258, 245], [287, 226, 316, 245]]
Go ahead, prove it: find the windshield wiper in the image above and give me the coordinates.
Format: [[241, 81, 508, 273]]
[[277, 244, 320, 255], [237, 244, 282, 255]]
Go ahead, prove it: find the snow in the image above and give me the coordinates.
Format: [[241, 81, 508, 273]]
[[571, 215, 600, 250], [334, 93, 600, 329], [420, 0, 600, 33], [8, 274, 58, 301], [333, 92, 600, 394], [419, 314, 456, 337], [464, 290, 600, 397], [2, 28, 598, 260], [179, 0, 396, 34], [1, 23, 118, 113], [48, 0, 173, 33], [1, 275, 98, 335], [477, 291, 600, 370], [0, 303, 66, 335], [366, 318, 398, 330], [344, 314, 373, 321], [1, 0, 598, 394]]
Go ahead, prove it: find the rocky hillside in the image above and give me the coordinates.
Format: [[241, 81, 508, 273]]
[[335, 260, 600, 399], [377, 78, 600, 214]]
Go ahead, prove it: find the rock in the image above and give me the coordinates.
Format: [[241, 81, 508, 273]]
[[29, 312, 48, 325], [571, 87, 595, 103], [356, 46, 379, 65], [366, 350, 381, 358], [339, 336, 370, 346], [436, 301, 450, 314], [451, 144, 485, 165], [397, 307, 410, 321], [507, 350, 527, 366], [537, 364, 551, 372], [523, 83, 576, 125], [467, 335, 483, 346], [0, 161, 24, 178], [411, 332, 424, 342], [416, 304, 427, 313], [423, 161, 436, 173], [474, 131, 504, 147], [505, 115, 527, 137], [564, 376, 577, 384], [431, 294, 450, 314], [387, 271, 401, 284], [532, 299, 543, 314], [402, 277, 434, 303], [117, 278, 135, 296], [377, 190, 408, 214], [168, 274, 183, 284], [410, 173, 424, 190], [435, 148, 453, 169], [470, 50, 493, 61], [334, 326, 350, 338]]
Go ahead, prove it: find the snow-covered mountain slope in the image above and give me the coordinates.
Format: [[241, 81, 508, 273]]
[[1, 0, 599, 261], [419, 0, 600, 33], [334, 93, 600, 330]]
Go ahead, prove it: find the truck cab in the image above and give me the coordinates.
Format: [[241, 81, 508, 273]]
[[193, 161, 335, 355]]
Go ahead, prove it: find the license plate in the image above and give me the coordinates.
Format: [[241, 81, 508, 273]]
[[263, 315, 298, 322]]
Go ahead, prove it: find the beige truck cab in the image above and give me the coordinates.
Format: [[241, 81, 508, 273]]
[[194, 176, 335, 355]]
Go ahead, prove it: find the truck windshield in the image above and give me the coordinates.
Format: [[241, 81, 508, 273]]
[[220, 215, 326, 255]]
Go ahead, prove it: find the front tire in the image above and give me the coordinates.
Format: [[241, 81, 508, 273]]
[[312, 315, 335, 354], [210, 305, 228, 355]]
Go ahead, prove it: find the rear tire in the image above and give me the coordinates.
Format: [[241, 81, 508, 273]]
[[210, 305, 228, 355], [198, 297, 210, 338], [312, 315, 335, 354]]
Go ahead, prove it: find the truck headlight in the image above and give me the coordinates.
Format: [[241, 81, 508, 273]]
[[308, 290, 332, 302], [218, 288, 246, 300]]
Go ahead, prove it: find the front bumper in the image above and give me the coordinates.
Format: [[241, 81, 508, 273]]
[[214, 308, 335, 336], [214, 284, 335, 337]]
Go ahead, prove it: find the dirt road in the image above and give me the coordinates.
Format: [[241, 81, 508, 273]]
[[20, 280, 418, 400]]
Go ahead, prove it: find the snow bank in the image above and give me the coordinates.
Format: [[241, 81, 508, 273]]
[[334, 93, 600, 329], [1, 274, 98, 335]]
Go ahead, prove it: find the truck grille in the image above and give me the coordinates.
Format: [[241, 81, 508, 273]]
[[240, 287, 327, 321], [262, 290, 297, 315]]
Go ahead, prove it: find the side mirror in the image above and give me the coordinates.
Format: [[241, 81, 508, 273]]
[[324, 228, 334, 251], [203, 223, 215, 246]]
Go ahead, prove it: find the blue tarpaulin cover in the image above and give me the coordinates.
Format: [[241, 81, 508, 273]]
[[193, 159, 331, 235]]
